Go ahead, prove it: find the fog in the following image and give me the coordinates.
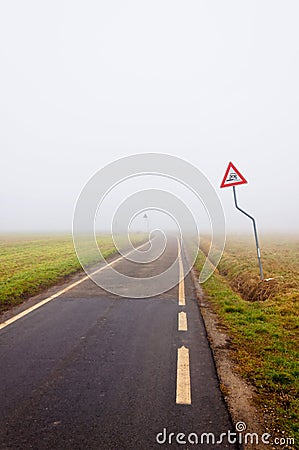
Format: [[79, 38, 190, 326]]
[[1, 1, 298, 235]]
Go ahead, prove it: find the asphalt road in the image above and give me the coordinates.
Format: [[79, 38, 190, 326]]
[[0, 237, 238, 450]]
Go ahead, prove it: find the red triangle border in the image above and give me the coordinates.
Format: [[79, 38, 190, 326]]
[[220, 162, 248, 188]]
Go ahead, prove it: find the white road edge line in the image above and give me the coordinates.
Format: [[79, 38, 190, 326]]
[[0, 240, 150, 331], [177, 238, 185, 306], [176, 345, 191, 404], [178, 311, 188, 331]]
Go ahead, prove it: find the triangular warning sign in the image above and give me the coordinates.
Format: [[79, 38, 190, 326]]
[[220, 162, 247, 188]]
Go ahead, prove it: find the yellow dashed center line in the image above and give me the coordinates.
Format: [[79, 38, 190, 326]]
[[176, 239, 191, 404], [177, 239, 185, 306]]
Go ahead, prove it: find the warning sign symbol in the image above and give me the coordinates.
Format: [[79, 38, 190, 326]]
[[220, 162, 247, 188]]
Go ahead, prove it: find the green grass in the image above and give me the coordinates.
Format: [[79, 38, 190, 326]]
[[0, 233, 145, 313], [196, 235, 299, 446]]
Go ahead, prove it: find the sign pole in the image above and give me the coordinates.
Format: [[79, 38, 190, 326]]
[[143, 213, 149, 237], [220, 162, 264, 282], [232, 186, 264, 281]]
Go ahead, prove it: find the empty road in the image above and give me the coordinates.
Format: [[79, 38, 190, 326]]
[[0, 237, 237, 449]]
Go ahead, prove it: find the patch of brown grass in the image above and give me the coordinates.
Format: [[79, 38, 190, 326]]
[[201, 234, 299, 303]]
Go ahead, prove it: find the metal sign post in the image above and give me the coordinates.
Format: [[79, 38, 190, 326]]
[[220, 162, 264, 281], [232, 185, 264, 280], [143, 213, 149, 236]]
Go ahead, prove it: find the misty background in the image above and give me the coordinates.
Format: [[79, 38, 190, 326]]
[[1, 1, 298, 234]]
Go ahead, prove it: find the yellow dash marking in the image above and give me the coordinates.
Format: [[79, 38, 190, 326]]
[[176, 346, 191, 404], [178, 312, 188, 331], [177, 238, 185, 306], [0, 240, 149, 331]]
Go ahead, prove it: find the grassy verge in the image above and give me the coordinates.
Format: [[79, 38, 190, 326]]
[[0, 233, 145, 313], [195, 235, 299, 446]]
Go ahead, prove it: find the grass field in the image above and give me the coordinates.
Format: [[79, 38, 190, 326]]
[[0, 234, 145, 313], [196, 234, 299, 446]]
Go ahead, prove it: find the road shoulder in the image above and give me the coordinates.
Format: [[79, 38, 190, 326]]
[[190, 267, 270, 450]]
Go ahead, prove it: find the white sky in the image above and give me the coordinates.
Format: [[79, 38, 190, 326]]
[[1, 1, 298, 234]]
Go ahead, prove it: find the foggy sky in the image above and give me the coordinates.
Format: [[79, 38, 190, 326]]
[[1, 1, 298, 234]]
